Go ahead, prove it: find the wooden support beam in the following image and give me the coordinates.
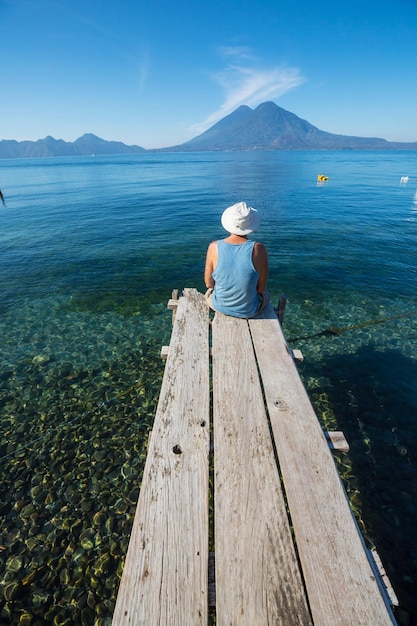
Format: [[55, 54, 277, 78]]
[[325, 430, 350, 453], [167, 288, 180, 324], [167, 298, 179, 310], [292, 348, 304, 362], [276, 293, 287, 325], [160, 345, 169, 360]]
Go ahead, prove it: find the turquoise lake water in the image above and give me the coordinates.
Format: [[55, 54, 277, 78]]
[[1, 151, 417, 624]]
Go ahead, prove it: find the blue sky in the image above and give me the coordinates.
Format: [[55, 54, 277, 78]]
[[1, 0, 416, 148]]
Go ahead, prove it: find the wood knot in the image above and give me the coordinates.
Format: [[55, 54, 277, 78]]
[[142, 567, 149, 579], [172, 444, 183, 455], [274, 399, 288, 410]]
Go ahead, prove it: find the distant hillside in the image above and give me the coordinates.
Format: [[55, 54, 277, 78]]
[[162, 102, 417, 151], [2, 104, 416, 157], [0, 134, 145, 159]]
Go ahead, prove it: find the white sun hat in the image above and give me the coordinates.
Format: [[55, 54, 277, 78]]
[[221, 201, 260, 236]]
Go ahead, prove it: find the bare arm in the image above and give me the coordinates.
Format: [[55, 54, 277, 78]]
[[252, 242, 268, 293], [204, 241, 218, 289]]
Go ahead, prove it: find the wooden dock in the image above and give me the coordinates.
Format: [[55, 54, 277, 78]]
[[112, 288, 398, 625]]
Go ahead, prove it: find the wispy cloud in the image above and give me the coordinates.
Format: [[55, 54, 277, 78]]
[[217, 45, 256, 61], [137, 47, 150, 92], [191, 48, 305, 134]]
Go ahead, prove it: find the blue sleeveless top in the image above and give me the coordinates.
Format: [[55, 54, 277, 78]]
[[211, 239, 260, 318]]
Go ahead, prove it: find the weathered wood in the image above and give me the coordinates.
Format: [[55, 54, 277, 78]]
[[277, 293, 287, 325], [212, 312, 313, 626], [114, 289, 397, 626], [112, 289, 210, 626], [249, 303, 396, 625], [292, 348, 304, 362], [167, 298, 179, 310], [368, 549, 399, 608], [161, 345, 213, 360], [168, 288, 180, 324], [325, 430, 350, 453]]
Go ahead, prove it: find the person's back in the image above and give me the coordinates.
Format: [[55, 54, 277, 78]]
[[211, 239, 259, 318], [204, 201, 269, 318]]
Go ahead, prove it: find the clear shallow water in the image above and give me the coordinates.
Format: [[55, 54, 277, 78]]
[[1, 151, 417, 624]]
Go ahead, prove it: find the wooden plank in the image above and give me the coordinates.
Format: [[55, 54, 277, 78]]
[[212, 312, 313, 626], [167, 298, 179, 310], [325, 430, 350, 453], [161, 345, 213, 360], [112, 288, 210, 626], [249, 304, 397, 626], [292, 348, 304, 362]]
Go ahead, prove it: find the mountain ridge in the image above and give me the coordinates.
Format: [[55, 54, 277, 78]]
[[164, 102, 417, 151], [0, 133, 146, 159], [1, 103, 416, 158]]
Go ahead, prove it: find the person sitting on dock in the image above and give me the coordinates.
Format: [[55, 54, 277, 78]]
[[204, 201, 270, 318]]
